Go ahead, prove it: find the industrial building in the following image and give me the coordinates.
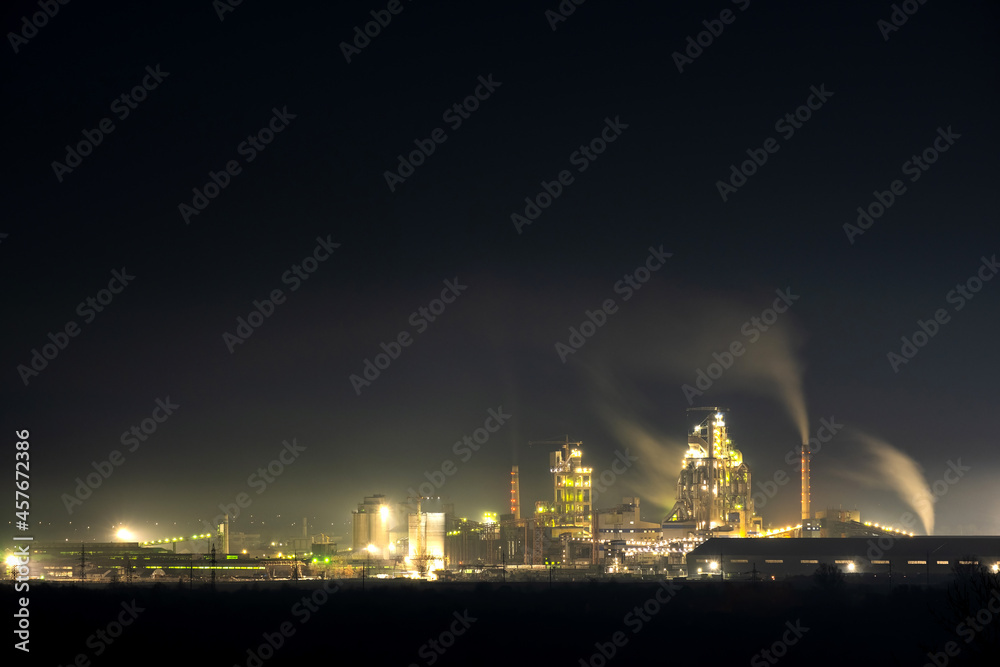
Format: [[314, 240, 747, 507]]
[[351, 494, 392, 558], [408, 510, 446, 569], [318, 407, 985, 580], [534, 437, 593, 542], [595, 497, 660, 543], [687, 536, 1000, 582], [20, 542, 274, 581], [662, 408, 761, 540]]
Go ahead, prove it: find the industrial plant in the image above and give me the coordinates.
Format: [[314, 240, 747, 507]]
[[9, 406, 1000, 584]]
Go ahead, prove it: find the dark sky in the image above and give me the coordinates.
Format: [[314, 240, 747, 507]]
[[2, 0, 998, 545]]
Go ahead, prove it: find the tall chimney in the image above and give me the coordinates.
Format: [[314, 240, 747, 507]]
[[510, 465, 520, 520], [801, 443, 811, 521]]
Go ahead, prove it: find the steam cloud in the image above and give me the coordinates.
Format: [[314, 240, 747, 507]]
[[726, 324, 810, 444], [598, 408, 688, 512], [848, 431, 935, 535], [601, 288, 811, 444]]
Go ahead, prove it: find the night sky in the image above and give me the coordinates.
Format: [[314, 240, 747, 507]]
[[3, 0, 998, 546]]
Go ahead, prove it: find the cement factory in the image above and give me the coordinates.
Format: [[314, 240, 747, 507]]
[[10, 407, 1000, 583]]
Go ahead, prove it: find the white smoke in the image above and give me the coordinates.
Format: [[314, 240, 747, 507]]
[[845, 431, 935, 534]]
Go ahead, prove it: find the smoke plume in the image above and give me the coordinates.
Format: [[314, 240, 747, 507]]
[[849, 431, 935, 534]]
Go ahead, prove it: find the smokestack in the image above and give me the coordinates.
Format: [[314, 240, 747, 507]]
[[302, 517, 308, 540], [223, 513, 230, 555], [801, 443, 810, 521], [510, 465, 520, 520]]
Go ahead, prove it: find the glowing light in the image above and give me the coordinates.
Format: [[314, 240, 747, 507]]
[[116, 528, 134, 541], [6, 555, 20, 567], [709, 561, 718, 571], [380, 506, 389, 521], [847, 563, 855, 572]]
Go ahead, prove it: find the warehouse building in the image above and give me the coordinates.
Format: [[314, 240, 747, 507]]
[[687, 536, 1000, 582]]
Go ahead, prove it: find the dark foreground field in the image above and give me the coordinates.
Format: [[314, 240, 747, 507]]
[[6, 578, 999, 666]]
